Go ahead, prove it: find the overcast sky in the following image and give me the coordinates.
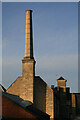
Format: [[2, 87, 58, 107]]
[[2, 2, 78, 92]]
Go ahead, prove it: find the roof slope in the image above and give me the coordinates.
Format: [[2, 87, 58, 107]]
[[2, 92, 32, 108], [57, 76, 65, 80], [2, 92, 50, 120], [0, 84, 6, 92]]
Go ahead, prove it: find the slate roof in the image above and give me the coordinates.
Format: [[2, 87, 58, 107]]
[[2, 92, 32, 108], [2, 92, 50, 120]]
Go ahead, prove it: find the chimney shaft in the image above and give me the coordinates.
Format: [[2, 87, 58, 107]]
[[25, 10, 33, 58]]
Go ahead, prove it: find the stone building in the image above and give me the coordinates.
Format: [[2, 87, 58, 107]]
[[2, 10, 80, 120], [6, 10, 54, 119]]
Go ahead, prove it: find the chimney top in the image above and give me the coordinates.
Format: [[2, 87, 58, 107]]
[[57, 76, 66, 80], [25, 10, 33, 12]]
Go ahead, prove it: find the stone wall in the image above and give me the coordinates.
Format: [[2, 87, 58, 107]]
[[34, 76, 54, 120], [73, 93, 80, 115], [54, 87, 72, 120], [34, 76, 47, 113], [46, 84, 54, 119]]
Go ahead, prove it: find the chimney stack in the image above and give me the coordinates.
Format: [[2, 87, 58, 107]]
[[21, 10, 35, 102], [25, 10, 33, 58]]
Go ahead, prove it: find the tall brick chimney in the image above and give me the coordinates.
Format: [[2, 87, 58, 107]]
[[24, 10, 33, 58], [21, 10, 35, 102], [7, 10, 35, 103]]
